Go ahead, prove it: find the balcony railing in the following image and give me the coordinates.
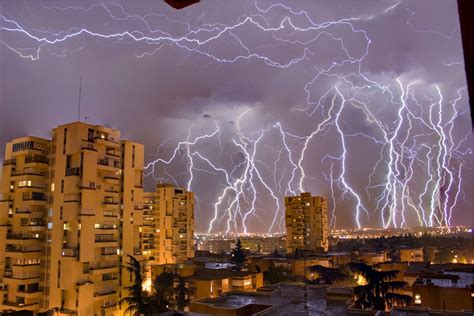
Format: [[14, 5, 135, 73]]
[[2, 159, 16, 166], [6, 245, 41, 253], [133, 248, 142, 255], [104, 175, 120, 181], [95, 290, 117, 297], [66, 167, 81, 177], [25, 155, 48, 164], [103, 211, 118, 218], [62, 248, 78, 257], [103, 198, 119, 205], [64, 194, 80, 203], [98, 158, 120, 168], [11, 169, 46, 177], [81, 140, 96, 151], [95, 235, 117, 243], [90, 262, 118, 270], [22, 192, 47, 202], [0, 194, 13, 202], [102, 248, 118, 256], [6, 233, 40, 240]]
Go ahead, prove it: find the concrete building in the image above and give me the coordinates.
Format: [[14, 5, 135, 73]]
[[284, 193, 328, 253], [0, 136, 50, 313], [145, 184, 195, 265], [190, 283, 347, 315], [412, 270, 474, 312], [398, 247, 424, 262], [185, 269, 263, 300], [0, 122, 145, 315]]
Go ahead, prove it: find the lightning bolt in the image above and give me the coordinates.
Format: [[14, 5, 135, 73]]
[[1, 1, 470, 232]]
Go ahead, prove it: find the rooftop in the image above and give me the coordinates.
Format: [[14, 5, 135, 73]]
[[193, 283, 347, 315], [186, 268, 258, 281]]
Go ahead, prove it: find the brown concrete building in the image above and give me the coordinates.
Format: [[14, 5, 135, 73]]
[[185, 269, 263, 300], [285, 193, 328, 254], [145, 184, 195, 265], [399, 247, 424, 262], [0, 122, 145, 315]]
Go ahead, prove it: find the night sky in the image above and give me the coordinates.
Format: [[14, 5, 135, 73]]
[[0, 0, 472, 233]]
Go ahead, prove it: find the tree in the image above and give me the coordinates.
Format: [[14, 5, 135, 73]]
[[231, 238, 245, 264], [348, 262, 412, 311], [120, 255, 151, 316], [263, 266, 291, 285], [175, 276, 189, 311], [150, 271, 175, 313], [308, 265, 347, 285]]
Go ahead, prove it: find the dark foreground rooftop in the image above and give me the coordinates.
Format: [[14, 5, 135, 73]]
[[192, 283, 347, 315]]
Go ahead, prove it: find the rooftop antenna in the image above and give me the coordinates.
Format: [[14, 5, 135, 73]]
[[77, 76, 82, 122]]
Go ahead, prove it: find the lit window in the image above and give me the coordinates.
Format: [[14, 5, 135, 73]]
[[414, 294, 421, 304]]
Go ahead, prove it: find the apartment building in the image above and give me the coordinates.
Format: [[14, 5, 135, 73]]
[[0, 136, 50, 313], [0, 122, 144, 316], [145, 184, 195, 265], [285, 193, 328, 253]]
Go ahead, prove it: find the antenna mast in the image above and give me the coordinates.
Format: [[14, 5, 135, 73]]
[[77, 76, 82, 121]]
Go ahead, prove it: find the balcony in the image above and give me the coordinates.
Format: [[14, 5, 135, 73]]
[[90, 263, 119, 275], [103, 211, 118, 218], [62, 248, 78, 257], [24, 155, 48, 165], [81, 140, 97, 151], [22, 193, 47, 203], [133, 248, 142, 255], [1, 301, 39, 311], [66, 167, 81, 177], [79, 181, 96, 190], [2, 159, 16, 166], [94, 134, 119, 146], [103, 198, 119, 205], [101, 248, 118, 256], [79, 208, 95, 217], [6, 233, 40, 241], [94, 289, 117, 300], [11, 169, 46, 177], [104, 175, 120, 183], [95, 224, 117, 230], [0, 194, 13, 202], [101, 301, 117, 309], [98, 158, 120, 169], [6, 245, 41, 253], [95, 235, 117, 243], [64, 194, 80, 203]]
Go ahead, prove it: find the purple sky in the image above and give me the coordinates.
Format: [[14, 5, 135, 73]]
[[0, 0, 472, 233]]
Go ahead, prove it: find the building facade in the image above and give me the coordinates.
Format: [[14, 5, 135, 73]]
[[285, 193, 328, 253], [145, 184, 195, 265], [0, 122, 145, 315]]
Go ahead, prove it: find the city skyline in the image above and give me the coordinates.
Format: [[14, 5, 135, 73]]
[[0, 0, 472, 233]]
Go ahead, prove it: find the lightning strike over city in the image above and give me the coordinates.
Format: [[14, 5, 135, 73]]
[[0, 0, 472, 235]]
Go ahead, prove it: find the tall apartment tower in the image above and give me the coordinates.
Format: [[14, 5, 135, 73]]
[[145, 184, 195, 265], [285, 193, 328, 253], [0, 137, 50, 313], [0, 122, 144, 316]]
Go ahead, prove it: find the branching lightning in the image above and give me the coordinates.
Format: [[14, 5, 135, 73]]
[[1, 0, 470, 233]]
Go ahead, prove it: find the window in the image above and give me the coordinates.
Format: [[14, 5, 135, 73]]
[[63, 128, 67, 154], [18, 180, 32, 188], [12, 141, 34, 152], [132, 145, 135, 168]]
